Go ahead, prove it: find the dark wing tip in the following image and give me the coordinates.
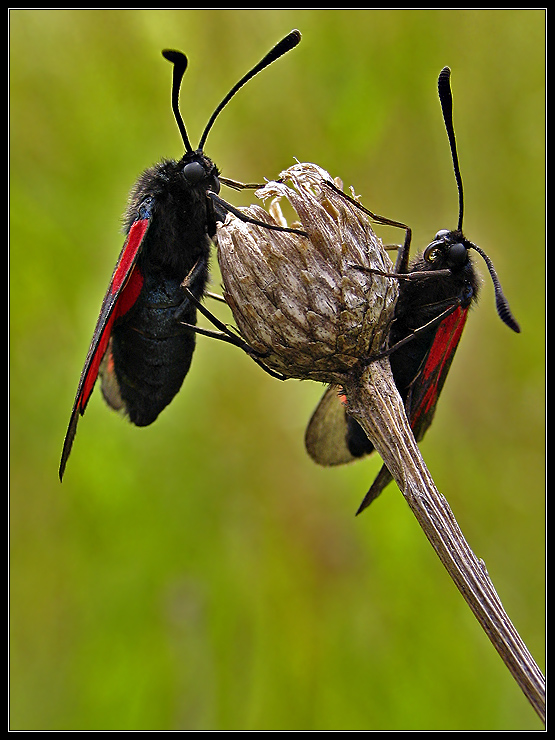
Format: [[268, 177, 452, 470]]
[[355, 464, 393, 515], [59, 410, 79, 481]]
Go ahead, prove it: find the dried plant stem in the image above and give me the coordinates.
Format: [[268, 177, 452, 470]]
[[345, 360, 546, 724]]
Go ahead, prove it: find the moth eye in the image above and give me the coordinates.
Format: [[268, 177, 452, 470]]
[[183, 161, 206, 183], [447, 241, 468, 267], [424, 246, 442, 263]]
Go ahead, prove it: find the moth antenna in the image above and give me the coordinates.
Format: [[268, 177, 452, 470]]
[[469, 244, 520, 333], [438, 67, 520, 333], [197, 29, 301, 151], [162, 49, 194, 154], [438, 66, 464, 232]]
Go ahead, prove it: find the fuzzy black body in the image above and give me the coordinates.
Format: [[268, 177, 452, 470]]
[[105, 273, 201, 427], [103, 155, 222, 426]]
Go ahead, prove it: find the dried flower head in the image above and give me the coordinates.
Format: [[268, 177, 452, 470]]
[[216, 162, 398, 383]]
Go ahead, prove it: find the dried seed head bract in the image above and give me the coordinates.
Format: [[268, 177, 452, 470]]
[[216, 162, 398, 384]]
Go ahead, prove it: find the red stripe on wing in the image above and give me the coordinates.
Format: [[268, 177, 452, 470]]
[[76, 219, 148, 412], [408, 305, 469, 439], [79, 266, 145, 410], [59, 217, 150, 479]]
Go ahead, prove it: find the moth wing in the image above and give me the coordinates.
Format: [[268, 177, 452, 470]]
[[59, 216, 151, 480], [406, 306, 469, 442], [305, 385, 360, 466]]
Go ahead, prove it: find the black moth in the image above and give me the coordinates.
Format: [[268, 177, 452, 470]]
[[305, 67, 520, 514], [59, 30, 302, 480]]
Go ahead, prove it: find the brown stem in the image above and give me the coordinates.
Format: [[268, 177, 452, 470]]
[[345, 360, 545, 723]]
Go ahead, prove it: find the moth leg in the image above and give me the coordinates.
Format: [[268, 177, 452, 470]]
[[207, 191, 308, 236], [219, 176, 265, 190], [178, 260, 287, 381], [321, 179, 413, 273], [351, 264, 452, 281], [373, 299, 462, 361], [205, 290, 227, 303]]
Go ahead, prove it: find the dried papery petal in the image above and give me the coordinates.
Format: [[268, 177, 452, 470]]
[[216, 162, 398, 383]]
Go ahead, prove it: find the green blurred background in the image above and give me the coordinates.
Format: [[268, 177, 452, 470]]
[[10, 9, 545, 731]]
